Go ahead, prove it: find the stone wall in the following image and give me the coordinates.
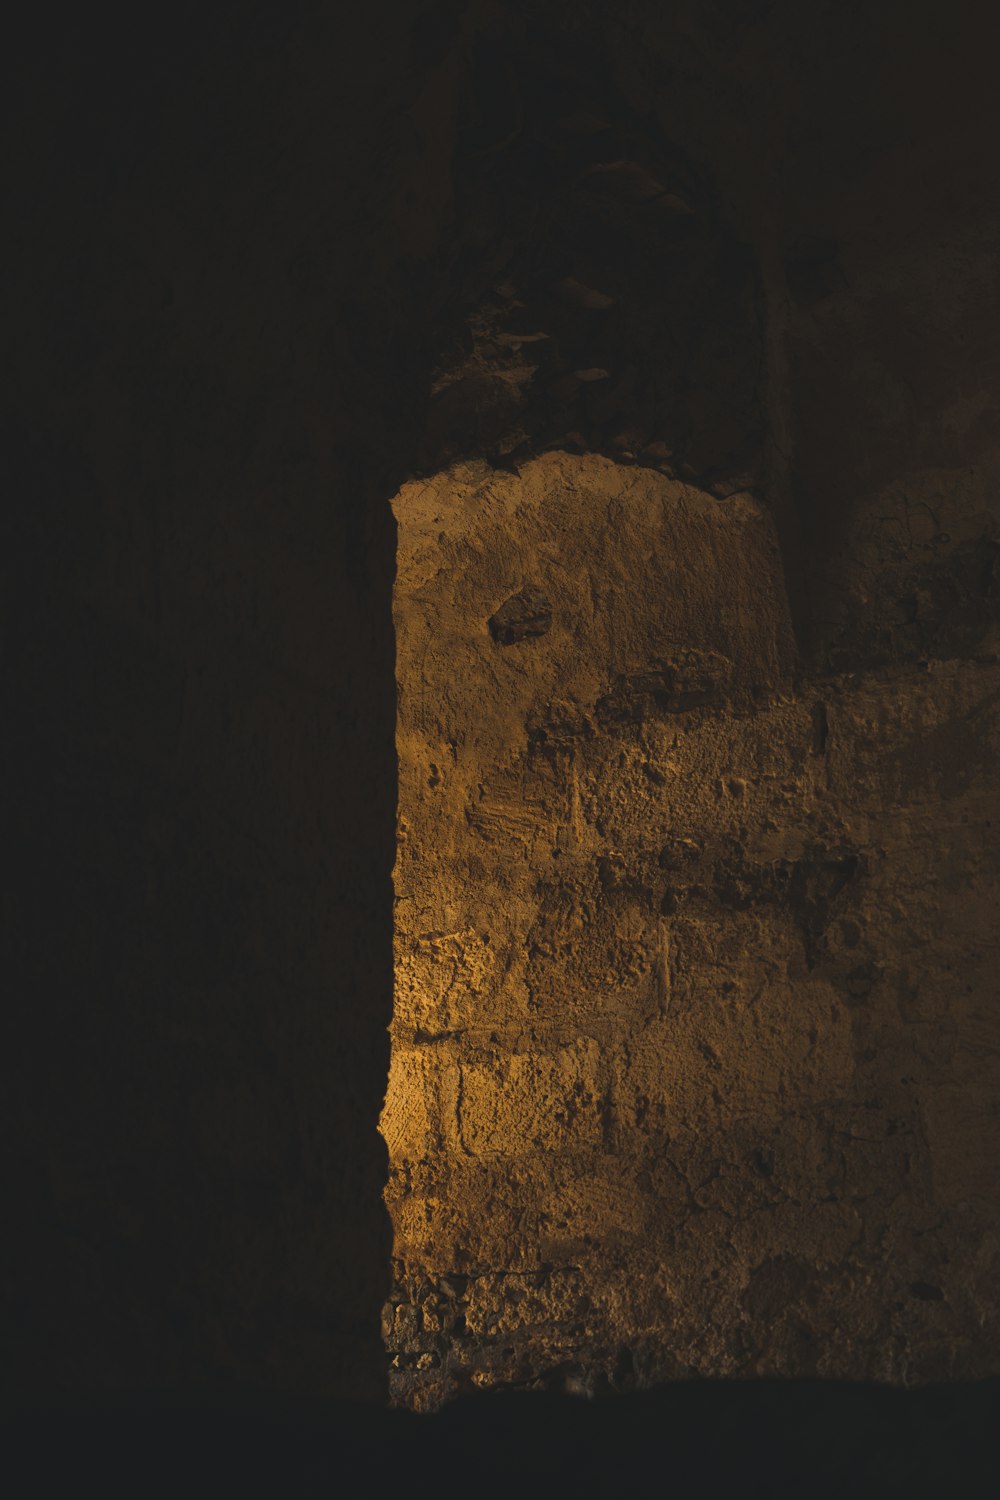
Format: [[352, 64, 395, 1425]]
[[10, 0, 1000, 1410], [384, 451, 1000, 1407]]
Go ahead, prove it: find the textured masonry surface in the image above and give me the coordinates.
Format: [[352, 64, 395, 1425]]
[[383, 451, 1000, 1409]]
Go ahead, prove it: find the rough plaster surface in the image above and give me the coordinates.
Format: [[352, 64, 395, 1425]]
[[384, 451, 1000, 1408]]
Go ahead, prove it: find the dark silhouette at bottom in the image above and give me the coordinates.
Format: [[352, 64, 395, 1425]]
[[8, 1377, 999, 1498]]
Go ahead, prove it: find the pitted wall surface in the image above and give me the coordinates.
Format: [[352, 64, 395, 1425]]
[[384, 451, 1000, 1408]]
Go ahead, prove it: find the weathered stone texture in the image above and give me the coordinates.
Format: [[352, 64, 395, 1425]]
[[384, 451, 1000, 1408]]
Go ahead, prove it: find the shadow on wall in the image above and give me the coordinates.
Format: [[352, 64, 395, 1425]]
[[2, 0, 469, 1403], [6, 407, 396, 1399]]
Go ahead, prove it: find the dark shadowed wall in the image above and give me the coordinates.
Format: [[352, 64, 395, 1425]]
[[3, 0, 466, 1402]]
